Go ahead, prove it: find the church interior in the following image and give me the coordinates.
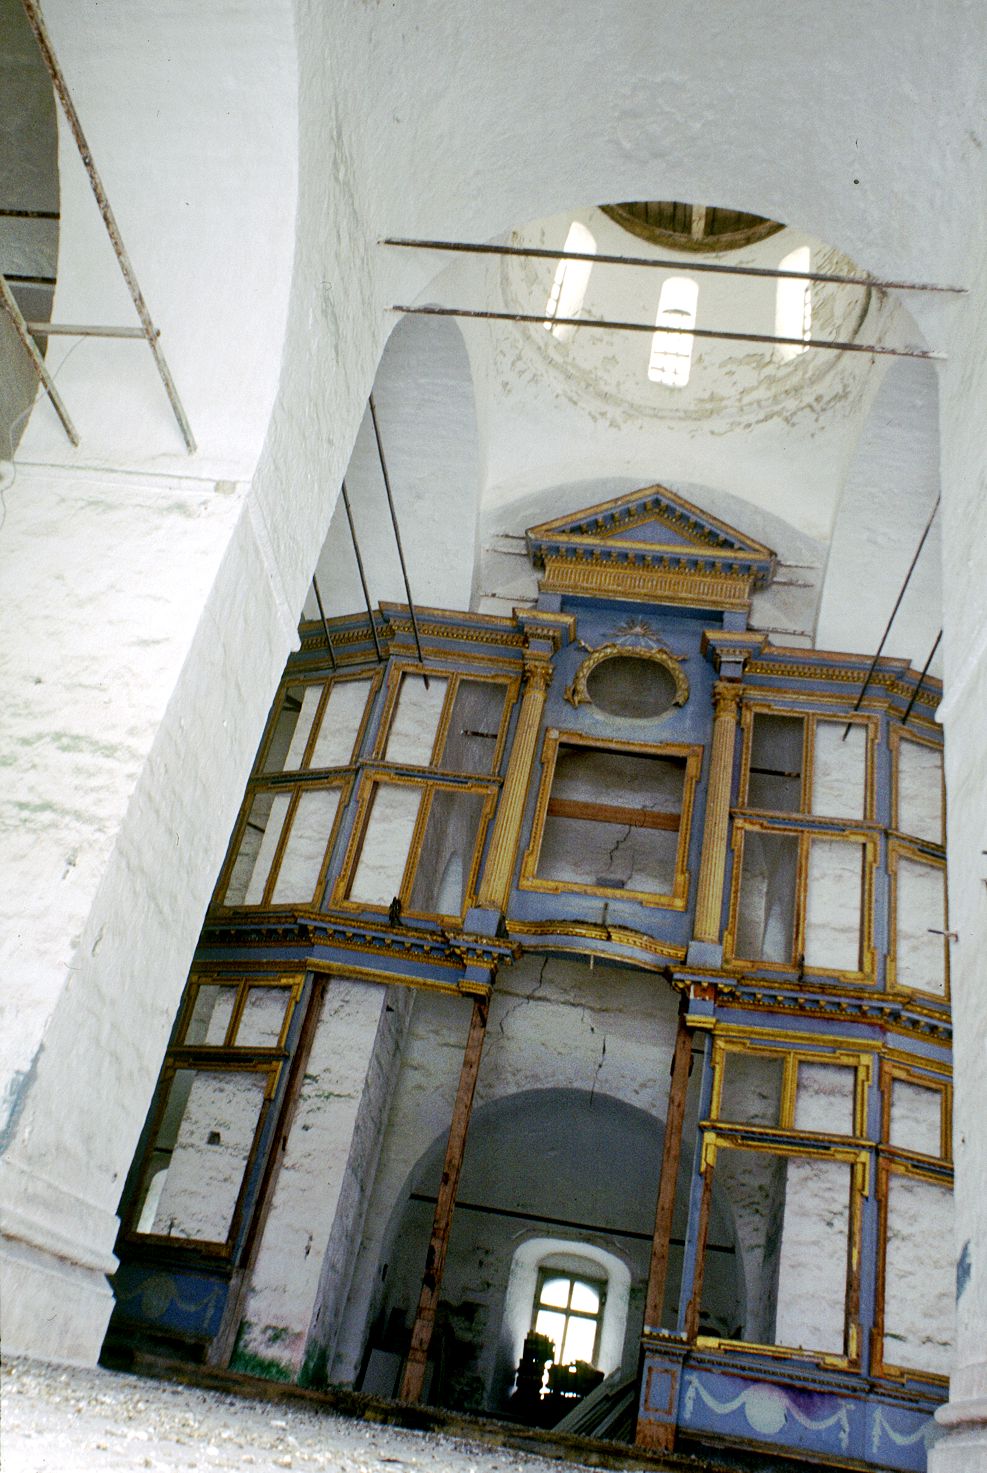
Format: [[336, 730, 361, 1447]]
[[2, 4, 986, 1471]]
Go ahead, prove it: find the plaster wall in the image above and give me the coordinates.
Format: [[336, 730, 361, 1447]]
[[235, 979, 411, 1382]]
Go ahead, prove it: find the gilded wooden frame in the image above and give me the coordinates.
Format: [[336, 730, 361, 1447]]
[[690, 1131, 870, 1370], [886, 839, 950, 1001], [372, 660, 519, 776], [737, 702, 878, 822], [724, 818, 877, 981], [178, 973, 305, 1052], [213, 776, 351, 911], [122, 1055, 283, 1257], [257, 667, 381, 776], [332, 771, 499, 924], [889, 724, 946, 847], [518, 730, 703, 910], [878, 1057, 952, 1166], [871, 1152, 953, 1385], [710, 1036, 872, 1141]]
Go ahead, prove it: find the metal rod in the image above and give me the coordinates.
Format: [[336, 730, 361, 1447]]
[[340, 479, 384, 663], [843, 495, 941, 734], [901, 630, 942, 727], [25, 322, 148, 339], [20, 0, 197, 454], [382, 236, 967, 295], [391, 304, 943, 362], [310, 576, 338, 672], [0, 272, 79, 445], [367, 392, 429, 687]]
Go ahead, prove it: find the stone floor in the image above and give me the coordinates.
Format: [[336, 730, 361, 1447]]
[[1, 1359, 594, 1473]]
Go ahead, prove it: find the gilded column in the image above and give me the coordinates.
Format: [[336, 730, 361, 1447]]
[[692, 680, 742, 942], [477, 655, 553, 913]]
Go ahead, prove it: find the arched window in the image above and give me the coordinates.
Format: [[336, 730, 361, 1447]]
[[531, 1268, 606, 1365]]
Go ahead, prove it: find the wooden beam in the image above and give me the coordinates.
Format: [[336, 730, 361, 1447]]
[[400, 993, 489, 1402], [641, 996, 694, 1336], [547, 798, 681, 832]]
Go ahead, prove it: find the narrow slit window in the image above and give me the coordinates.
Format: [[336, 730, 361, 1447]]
[[648, 276, 698, 387], [804, 837, 867, 973], [734, 830, 799, 963], [407, 788, 488, 918], [897, 737, 944, 844], [894, 855, 948, 995], [309, 677, 372, 768], [347, 783, 422, 906], [812, 720, 866, 820], [224, 791, 291, 906], [440, 680, 509, 774], [543, 221, 596, 342], [881, 1174, 954, 1376], [747, 713, 803, 812], [384, 674, 448, 766], [775, 245, 812, 360], [270, 788, 341, 904]]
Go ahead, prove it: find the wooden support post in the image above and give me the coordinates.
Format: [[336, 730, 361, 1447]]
[[478, 657, 552, 913], [399, 993, 490, 1403], [692, 681, 742, 943], [635, 995, 693, 1451]]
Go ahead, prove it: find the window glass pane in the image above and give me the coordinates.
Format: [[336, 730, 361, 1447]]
[[804, 838, 865, 972], [224, 792, 291, 906], [812, 721, 865, 819], [440, 680, 508, 773], [889, 1079, 942, 1157], [265, 684, 322, 772], [183, 985, 237, 1046], [270, 788, 340, 904], [747, 714, 803, 812], [895, 858, 947, 995], [236, 987, 292, 1048], [794, 1063, 856, 1135], [310, 678, 372, 768], [534, 1309, 566, 1355], [569, 1280, 600, 1314], [407, 789, 486, 917], [134, 1069, 266, 1243], [384, 674, 448, 765], [898, 739, 944, 844], [718, 1051, 784, 1127], [734, 830, 798, 963], [536, 747, 685, 895], [561, 1317, 597, 1365], [348, 784, 422, 905], [883, 1174, 954, 1375], [540, 1276, 571, 1309]]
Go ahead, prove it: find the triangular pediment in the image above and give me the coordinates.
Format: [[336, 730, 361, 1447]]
[[526, 484, 776, 611]]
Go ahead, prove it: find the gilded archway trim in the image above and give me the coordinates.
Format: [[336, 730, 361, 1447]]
[[564, 643, 689, 710]]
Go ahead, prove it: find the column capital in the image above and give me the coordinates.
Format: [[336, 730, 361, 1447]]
[[712, 679, 743, 718]]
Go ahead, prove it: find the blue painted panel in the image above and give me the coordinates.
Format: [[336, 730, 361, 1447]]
[[111, 1262, 228, 1339]]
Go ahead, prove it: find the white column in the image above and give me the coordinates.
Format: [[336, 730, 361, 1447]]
[[929, 258, 987, 1471], [232, 979, 412, 1382]]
